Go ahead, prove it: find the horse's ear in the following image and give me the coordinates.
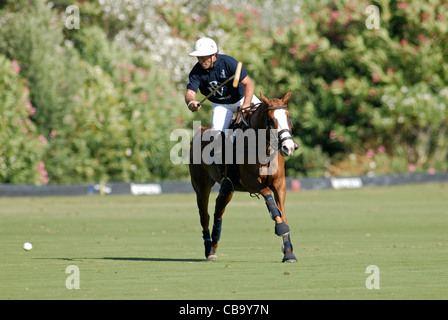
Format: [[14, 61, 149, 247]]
[[282, 90, 292, 104], [260, 92, 270, 105]]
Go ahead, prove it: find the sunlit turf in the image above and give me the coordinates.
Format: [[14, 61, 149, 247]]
[[1, 183, 447, 299]]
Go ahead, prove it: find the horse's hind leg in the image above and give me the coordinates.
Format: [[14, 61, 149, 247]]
[[211, 180, 234, 257], [197, 186, 215, 260], [190, 166, 215, 260]]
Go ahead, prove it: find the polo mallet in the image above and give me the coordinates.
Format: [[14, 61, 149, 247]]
[[198, 62, 243, 106]]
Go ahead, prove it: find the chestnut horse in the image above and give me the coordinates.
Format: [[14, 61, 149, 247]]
[[189, 91, 298, 263]]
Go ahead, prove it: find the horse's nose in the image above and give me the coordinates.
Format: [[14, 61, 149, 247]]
[[281, 144, 292, 157], [281, 139, 295, 156]]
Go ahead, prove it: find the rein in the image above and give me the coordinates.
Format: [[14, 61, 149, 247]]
[[236, 103, 294, 151], [236, 103, 261, 128], [265, 105, 295, 149]]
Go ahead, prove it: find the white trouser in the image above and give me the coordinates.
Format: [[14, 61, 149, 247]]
[[211, 95, 261, 132]]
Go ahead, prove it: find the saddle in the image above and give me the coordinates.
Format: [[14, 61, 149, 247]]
[[229, 103, 260, 131], [218, 104, 261, 192]]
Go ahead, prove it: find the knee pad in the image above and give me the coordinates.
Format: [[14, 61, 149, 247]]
[[275, 221, 290, 236], [264, 194, 281, 220]]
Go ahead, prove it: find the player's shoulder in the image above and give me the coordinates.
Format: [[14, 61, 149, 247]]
[[216, 54, 237, 64], [189, 62, 204, 77]]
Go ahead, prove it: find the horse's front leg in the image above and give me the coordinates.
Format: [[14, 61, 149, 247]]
[[260, 187, 297, 263]]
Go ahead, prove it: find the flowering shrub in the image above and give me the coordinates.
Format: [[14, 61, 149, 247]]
[[376, 83, 448, 172], [99, 0, 193, 83], [1, 1, 191, 184], [0, 0, 447, 184], [212, 0, 448, 176], [0, 0, 85, 135], [44, 38, 192, 184], [0, 55, 47, 184]]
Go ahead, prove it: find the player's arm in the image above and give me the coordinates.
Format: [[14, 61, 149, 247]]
[[240, 75, 255, 110], [185, 89, 201, 112]]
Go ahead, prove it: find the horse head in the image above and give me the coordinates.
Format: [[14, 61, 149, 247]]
[[260, 90, 297, 157]]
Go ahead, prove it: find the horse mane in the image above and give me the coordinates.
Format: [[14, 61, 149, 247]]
[[233, 102, 266, 130]]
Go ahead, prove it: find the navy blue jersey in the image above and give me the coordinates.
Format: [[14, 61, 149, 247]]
[[187, 54, 248, 104]]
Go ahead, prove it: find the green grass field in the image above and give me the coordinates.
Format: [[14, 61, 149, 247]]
[[1, 183, 447, 300]]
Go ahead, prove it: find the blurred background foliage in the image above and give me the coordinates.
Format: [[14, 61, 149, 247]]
[[0, 0, 447, 184]]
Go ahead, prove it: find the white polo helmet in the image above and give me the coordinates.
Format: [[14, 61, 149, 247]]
[[189, 37, 218, 57]]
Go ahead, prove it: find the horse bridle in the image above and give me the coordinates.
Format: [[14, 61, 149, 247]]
[[265, 105, 295, 147], [237, 103, 294, 150]]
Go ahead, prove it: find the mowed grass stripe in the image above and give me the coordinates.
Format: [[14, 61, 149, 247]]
[[0, 183, 447, 299]]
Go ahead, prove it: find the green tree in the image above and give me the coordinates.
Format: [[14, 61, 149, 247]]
[[0, 55, 47, 184], [0, 0, 85, 136]]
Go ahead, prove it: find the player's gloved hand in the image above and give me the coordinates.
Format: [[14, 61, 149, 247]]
[[187, 101, 201, 112]]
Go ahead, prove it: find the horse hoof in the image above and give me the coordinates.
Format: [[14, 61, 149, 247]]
[[207, 254, 218, 261], [282, 252, 297, 263]]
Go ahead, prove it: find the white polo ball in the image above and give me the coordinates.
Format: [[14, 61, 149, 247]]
[[23, 242, 33, 251]]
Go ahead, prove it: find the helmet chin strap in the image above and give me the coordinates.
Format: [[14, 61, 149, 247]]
[[210, 54, 217, 68]]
